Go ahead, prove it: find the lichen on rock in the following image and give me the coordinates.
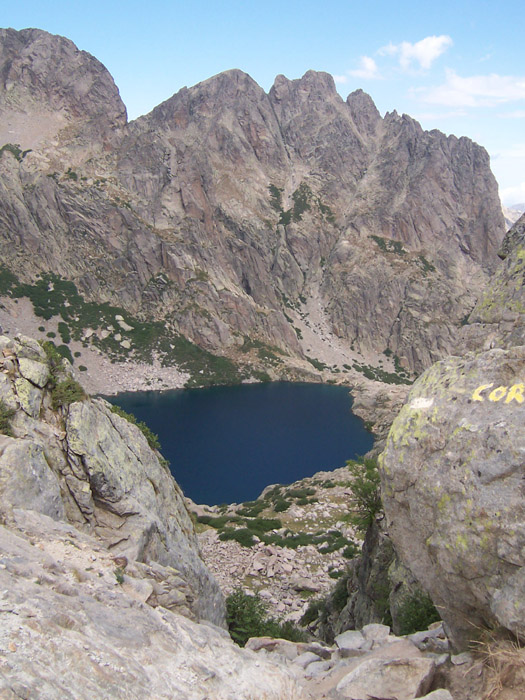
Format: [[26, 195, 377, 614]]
[[380, 345, 525, 649], [0, 332, 225, 627]]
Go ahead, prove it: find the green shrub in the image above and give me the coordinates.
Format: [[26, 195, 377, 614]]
[[196, 514, 241, 528], [114, 567, 125, 585], [291, 183, 311, 222], [346, 457, 382, 533], [0, 266, 19, 296], [274, 498, 291, 512], [78, 365, 87, 372], [0, 400, 16, 436], [287, 487, 316, 499], [371, 235, 406, 255], [268, 184, 283, 212], [0, 143, 23, 161], [331, 574, 350, 612], [58, 321, 71, 344], [51, 377, 86, 410], [237, 500, 267, 518], [226, 589, 307, 647], [278, 209, 292, 226], [109, 404, 161, 451], [300, 597, 326, 626], [218, 528, 256, 547], [342, 542, 359, 559], [244, 517, 282, 534], [56, 344, 74, 364], [328, 569, 344, 579], [305, 356, 326, 371], [396, 590, 440, 635]]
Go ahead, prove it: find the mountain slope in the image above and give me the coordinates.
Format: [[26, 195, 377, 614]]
[[0, 28, 506, 399]]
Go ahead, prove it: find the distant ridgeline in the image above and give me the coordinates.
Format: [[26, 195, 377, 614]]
[[0, 28, 505, 400]]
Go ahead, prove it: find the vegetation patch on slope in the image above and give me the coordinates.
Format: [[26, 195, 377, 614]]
[[0, 267, 254, 388]]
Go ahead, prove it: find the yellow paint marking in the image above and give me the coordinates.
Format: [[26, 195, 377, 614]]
[[505, 383, 524, 404], [472, 383, 493, 401], [489, 386, 508, 402], [471, 382, 524, 404]]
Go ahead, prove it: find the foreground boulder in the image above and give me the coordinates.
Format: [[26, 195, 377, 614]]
[[380, 345, 525, 649], [0, 509, 305, 699], [0, 333, 224, 625]]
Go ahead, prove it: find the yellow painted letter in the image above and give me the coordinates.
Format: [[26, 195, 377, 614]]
[[505, 383, 524, 404], [489, 386, 508, 402], [472, 383, 493, 401]]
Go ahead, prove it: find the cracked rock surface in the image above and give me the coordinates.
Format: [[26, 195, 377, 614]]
[[0, 333, 224, 627]]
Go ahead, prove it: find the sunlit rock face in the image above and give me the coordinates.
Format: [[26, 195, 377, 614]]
[[0, 333, 225, 627], [380, 345, 525, 649], [0, 28, 505, 377]]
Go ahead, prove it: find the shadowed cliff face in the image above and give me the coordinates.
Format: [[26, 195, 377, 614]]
[[0, 28, 506, 378]]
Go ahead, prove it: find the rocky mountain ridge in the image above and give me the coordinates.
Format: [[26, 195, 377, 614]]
[[0, 28, 506, 425]]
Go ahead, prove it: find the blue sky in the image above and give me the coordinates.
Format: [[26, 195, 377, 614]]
[[3, 0, 525, 204]]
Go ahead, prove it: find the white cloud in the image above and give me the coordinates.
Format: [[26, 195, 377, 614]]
[[348, 56, 380, 80], [415, 70, 525, 107], [491, 144, 525, 160], [413, 109, 468, 121], [499, 181, 525, 206], [500, 110, 525, 118], [379, 35, 453, 71], [334, 75, 349, 84]]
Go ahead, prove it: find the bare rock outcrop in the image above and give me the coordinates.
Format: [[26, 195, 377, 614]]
[[0, 333, 224, 626], [0, 509, 305, 700], [379, 345, 525, 649], [461, 213, 525, 351], [0, 27, 126, 153]]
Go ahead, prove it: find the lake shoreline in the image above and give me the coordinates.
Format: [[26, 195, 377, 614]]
[[107, 382, 374, 505]]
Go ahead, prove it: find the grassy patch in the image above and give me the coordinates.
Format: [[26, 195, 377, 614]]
[[7, 272, 247, 387], [371, 235, 407, 255], [226, 588, 307, 647], [51, 377, 86, 410]]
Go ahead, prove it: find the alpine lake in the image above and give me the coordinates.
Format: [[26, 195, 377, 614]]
[[107, 382, 373, 506]]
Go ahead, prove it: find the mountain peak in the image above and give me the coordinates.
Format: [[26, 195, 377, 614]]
[[0, 26, 126, 150]]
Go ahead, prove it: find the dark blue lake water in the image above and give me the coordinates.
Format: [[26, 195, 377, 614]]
[[107, 382, 373, 505]]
